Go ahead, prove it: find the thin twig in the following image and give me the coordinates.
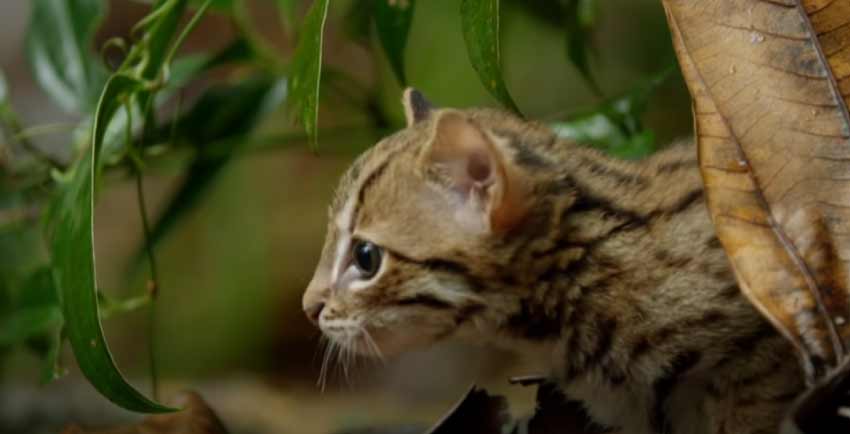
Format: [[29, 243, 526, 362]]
[[128, 97, 162, 401], [0, 106, 65, 170], [13, 122, 78, 141], [136, 167, 160, 400]]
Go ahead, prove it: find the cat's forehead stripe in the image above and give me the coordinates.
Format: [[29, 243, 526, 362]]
[[349, 157, 391, 230], [347, 140, 409, 230]]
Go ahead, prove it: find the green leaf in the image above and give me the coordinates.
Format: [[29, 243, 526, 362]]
[[552, 66, 673, 160], [289, 0, 329, 147], [460, 0, 520, 114], [564, 0, 601, 96], [145, 76, 287, 249], [49, 74, 174, 413], [375, 0, 415, 86], [26, 0, 107, 113]]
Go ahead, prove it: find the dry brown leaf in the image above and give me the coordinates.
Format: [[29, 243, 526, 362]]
[[661, 0, 850, 381]]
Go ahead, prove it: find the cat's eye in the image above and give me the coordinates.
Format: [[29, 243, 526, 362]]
[[352, 240, 382, 279]]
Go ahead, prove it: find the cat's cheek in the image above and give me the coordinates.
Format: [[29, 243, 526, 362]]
[[370, 333, 434, 357], [367, 324, 445, 357]]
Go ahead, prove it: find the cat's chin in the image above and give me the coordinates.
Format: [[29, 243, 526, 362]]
[[356, 326, 448, 358]]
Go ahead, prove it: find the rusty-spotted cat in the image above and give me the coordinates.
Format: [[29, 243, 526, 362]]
[[302, 89, 804, 434]]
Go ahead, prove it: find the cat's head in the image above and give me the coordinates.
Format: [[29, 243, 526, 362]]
[[302, 89, 556, 357]]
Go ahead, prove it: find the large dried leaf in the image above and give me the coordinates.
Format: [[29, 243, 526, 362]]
[[661, 0, 850, 379]]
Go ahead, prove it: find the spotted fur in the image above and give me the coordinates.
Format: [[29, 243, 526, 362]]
[[303, 91, 804, 434]]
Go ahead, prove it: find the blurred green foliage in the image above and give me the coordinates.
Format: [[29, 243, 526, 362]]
[[0, 0, 690, 414]]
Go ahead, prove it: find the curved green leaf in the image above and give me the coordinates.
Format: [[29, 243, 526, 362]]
[[289, 0, 330, 147], [375, 0, 415, 85], [26, 0, 107, 113], [460, 0, 520, 114], [50, 74, 174, 413]]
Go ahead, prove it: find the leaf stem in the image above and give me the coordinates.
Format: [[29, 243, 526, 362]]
[[127, 97, 161, 400], [0, 105, 65, 170], [136, 167, 161, 401]]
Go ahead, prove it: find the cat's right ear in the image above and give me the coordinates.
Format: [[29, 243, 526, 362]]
[[402, 88, 434, 126], [419, 111, 530, 235]]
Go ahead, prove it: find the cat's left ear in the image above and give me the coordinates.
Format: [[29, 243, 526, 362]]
[[419, 111, 530, 234], [402, 88, 434, 126]]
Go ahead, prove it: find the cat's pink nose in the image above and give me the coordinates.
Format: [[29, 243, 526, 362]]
[[304, 301, 325, 326]]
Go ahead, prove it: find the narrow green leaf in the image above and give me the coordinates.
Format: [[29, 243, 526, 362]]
[[375, 0, 415, 86], [49, 74, 174, 413], [564, 0, 601, 96], [289, 0, 329, 147], [26, 0, 107, 112], [460, 0, 520, 114]]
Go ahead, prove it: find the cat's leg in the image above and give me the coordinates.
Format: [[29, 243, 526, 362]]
[[704, 371, 802, 434]]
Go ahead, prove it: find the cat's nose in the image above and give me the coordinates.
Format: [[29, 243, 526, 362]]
[[304, 301, 325, 325], [303, 273, 329, 326]]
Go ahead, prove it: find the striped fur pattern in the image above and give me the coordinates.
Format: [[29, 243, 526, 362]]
[[302, 93, 804, 434]]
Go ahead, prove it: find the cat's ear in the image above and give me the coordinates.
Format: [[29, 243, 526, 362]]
[[420, 111, 529, 234], [402, 88, 434, 126]]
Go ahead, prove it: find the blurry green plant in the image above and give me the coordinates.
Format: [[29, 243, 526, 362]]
[[0, 0, 674, 413]]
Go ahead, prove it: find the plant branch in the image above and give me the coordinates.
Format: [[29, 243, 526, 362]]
[[0, 105, 65, 170]]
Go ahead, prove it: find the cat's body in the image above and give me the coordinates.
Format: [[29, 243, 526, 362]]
[[303, 90, 804, 434]]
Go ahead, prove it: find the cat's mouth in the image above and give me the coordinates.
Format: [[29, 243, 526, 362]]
[[320, 317, 446, 359], [320, 319, 386, 359]]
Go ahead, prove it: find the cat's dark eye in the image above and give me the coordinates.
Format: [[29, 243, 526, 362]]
[[352, 240, 382, 279]]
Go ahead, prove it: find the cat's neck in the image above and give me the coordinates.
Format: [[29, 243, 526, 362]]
[[461, 138, 746, 378]]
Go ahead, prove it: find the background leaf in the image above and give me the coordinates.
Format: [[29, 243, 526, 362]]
[[26, 0, 107, 113], [289, 0, 330, 146], [460, 0, 521, 114], [375, 0, 416, 86], [552, 66, 672, 159]]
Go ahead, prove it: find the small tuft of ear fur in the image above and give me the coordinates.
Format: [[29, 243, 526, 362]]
[[402, 88, 434, 126], [420, 111, 529, 234]]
